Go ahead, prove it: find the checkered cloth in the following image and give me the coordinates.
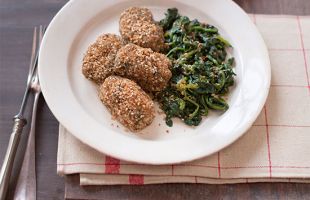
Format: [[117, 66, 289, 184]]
[[57, 14, 310, 185]]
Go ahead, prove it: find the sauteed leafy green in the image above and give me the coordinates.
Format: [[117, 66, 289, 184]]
[[157, 8, 236, 127]]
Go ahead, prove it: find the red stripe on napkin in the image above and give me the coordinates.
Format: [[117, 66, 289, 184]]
[[105, 156, 120, 174], [129, 175, 144, 185], [217, 152, 221, 178]]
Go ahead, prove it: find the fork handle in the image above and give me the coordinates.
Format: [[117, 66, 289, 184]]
[[0, 117, 26, 200]]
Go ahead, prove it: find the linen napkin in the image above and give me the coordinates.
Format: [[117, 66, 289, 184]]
[[57, 14, 310, 185]]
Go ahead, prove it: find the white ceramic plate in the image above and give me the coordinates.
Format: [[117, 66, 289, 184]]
[[39, 0, 270, 164]]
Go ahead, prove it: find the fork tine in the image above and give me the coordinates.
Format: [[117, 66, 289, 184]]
[[32, 25, 45, 76], [39, 25, 43, 46], [29, 25, 46, 80], [27, 27, 37, 84], [31, 25, 46, 79], [39, 25, 46, 47]]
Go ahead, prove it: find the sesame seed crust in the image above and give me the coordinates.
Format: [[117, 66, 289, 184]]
[[119, 7, 165, 52], [120, 7, 153, 23], [82, 34, 123, 84], [114, 43, 172, 92], [99, 76, 155, 132]]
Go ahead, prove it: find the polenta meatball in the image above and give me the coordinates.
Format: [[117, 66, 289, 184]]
[[114, 44, 172, 92], [82, 34, 123, 84], [99, 76, 155, 131], [119, 7, 165, 52]]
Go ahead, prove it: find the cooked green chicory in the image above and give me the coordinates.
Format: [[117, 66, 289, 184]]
[[157, 8, 236, 127]]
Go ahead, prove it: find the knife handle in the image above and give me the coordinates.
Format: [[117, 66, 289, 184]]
[[0, 117, 26, 200]]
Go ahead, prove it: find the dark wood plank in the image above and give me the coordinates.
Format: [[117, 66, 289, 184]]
[[0, 26, 65, 200], [65, 175, 310, 200], [0, 0, 309, 200]]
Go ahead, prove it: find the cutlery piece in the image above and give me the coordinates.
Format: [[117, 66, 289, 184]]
[[13, 26, 45, 200], [0, 26, 42, 200]]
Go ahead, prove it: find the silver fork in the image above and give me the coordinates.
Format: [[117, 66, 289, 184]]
[[13, 26, 45, 200], [0, 25, 44, 200]]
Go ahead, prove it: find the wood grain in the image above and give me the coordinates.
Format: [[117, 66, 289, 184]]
[[65, 175, 310, 200], [0, 0, 309, 199]]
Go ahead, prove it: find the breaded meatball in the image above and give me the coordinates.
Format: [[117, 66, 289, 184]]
[[120, 7, 153, 23], [119, 7, 165, 52], [82, 34, 123, 84], [99, 76, 155, 131], [114, 44, 172, 92]]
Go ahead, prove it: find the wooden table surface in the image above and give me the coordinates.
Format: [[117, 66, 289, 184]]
[[0, 0, 309, 199]]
